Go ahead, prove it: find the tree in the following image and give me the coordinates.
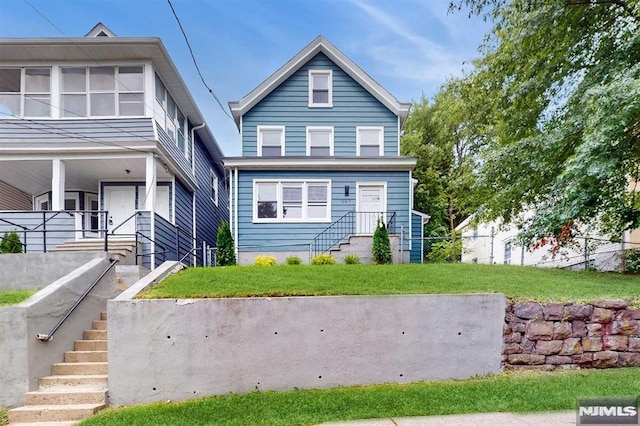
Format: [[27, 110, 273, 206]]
[[216, 221, 236, 266], [450, 0, 640, 243], [401, 82, 483, 237], [372, 218, 392, 264]]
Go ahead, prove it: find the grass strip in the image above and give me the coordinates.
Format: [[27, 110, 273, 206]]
[[0, 290, 35, 306], [140, 263, 640, 303], [81, 368, 640, 426]]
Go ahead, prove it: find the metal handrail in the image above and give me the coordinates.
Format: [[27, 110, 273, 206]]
[[36, 257, 119, 342], [178, 247, 201, 265], [109, 211, 140, 234]]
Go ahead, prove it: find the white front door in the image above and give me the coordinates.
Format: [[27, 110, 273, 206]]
[[357, 184, 386, 234], [104, 186, 136, 235]]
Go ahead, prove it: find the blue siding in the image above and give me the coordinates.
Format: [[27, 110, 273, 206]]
[[410, 212, 424, 263], [242, 53, 398, 157], [193, 132, 228, 262], [136, 211, 152, 269], [174, 179, 192, 236], [237, 170, 410, 250]]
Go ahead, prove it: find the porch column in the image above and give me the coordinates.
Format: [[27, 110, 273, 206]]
[[51, 159, 66, 211], [144, 154, 157, 211]]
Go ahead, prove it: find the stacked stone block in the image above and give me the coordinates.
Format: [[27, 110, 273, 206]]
[[503, 301, 640, 369]]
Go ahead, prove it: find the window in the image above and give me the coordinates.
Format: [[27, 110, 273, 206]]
[[257, 126, 284, 156], [504, 240, 512, 265], [0, 67, 51, 118], [210, 169, 219, 206], [306, 126, 333, 156], [254, 180, 330, 222], [308, 70, 332, 107], [155, 73, 192, 159], [61, 66, 144, 118], [357, 127, 384, 156]]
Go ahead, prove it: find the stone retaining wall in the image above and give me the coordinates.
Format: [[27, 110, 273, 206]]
[[504, 301, 640, 369]]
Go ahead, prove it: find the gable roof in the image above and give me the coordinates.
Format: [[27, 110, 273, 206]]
[[84, 22, 117, 38], [229, 35, 411, 128]]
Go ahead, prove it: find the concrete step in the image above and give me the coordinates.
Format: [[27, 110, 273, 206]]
[[83, 330, 107, 340], [52, 362, 108, 376], [64, 350, 107, 363], [8, 403, 105, 423], [24, 389, 107, 406], [91, 320, 107, 330], [100, 311, 107, 321], [74, 340, 107, 352], [39, 375, 107, 390]]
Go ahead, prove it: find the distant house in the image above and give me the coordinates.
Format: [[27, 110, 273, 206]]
[[456, 215, 637, 271], [226, 36, 427, 264], [0, 23, 227, 268]]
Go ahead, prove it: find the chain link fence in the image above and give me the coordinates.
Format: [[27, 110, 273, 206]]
[[410, 235, 640, 272]]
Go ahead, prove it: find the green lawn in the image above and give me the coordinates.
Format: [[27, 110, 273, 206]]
[[0, 290, 35, 306], [0, 408, 6, 425], [80, 368, 640, 425], [140, 263, 640, 303]]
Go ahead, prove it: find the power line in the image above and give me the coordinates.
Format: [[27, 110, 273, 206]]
[[166, 0, 234, 122]]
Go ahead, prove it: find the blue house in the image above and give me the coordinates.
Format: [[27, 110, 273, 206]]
[[226, 36, 427, 264], [0, 23, 228, 268]]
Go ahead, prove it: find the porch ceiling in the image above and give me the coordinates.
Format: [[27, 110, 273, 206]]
[[0, 158, 172, 196]]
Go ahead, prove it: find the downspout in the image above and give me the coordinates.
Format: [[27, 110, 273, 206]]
[[191, 123, 206, 265], [234, 167, 239, 261]]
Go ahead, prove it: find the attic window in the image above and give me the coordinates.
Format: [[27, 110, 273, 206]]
[[96, 31, 109, 37], [308, 70, 332, 107]]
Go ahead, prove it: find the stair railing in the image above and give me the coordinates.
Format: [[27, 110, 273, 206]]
[[36, 257, 119, 341]]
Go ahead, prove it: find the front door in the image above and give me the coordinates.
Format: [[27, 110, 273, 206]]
[[104, 186, 136, 235], [357, 184, 386, 234]]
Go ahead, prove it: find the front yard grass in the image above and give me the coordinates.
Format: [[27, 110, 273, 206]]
[[140, 263, 640, 303], [80, 368, 640, 425], [0, 290, 35, 306]]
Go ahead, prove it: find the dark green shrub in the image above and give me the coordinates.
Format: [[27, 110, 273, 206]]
[[427, 238, 462, 263], [216, 221, 236, 266], [285, 256, 302, 265], [0, 232, 23, 253], [372, 219, 392, 264]]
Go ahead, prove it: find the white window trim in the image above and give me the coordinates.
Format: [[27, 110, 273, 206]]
[[257, 125, 285, 156], [210, 169, 219, 206], [306, 126, 334, 156], [308, 70, 333, 108], [252, 179, 331, 223], [356, 126, 384, 156]]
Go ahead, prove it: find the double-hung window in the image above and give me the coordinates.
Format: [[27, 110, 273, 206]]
[[210, 169, 219, 206], [257, 126, 284, 156], [308, 70, 332, 107], [357, 126, 384, 156], [306, 126, 333, 156], [0, 67, 53, 118], [254, 180, 330, 222], [155, 73, 192, 160], [61, 66, 144, 117]]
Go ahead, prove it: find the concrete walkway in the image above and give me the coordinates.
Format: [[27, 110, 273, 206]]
[[319, 411, 577, 425]]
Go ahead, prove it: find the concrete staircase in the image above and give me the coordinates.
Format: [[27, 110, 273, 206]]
[[50, 237, 138, 265], [8, 313, 109, 425], [328, 235, 407, 264]]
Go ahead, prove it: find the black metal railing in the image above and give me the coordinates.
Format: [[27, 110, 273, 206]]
[[312, 211, 397, 256], [36, 257, 119, 341]]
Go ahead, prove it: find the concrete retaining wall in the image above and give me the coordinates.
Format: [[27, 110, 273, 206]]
[[0, 255, 119, 407], [108, 291, 505, 405], [0, 252, 105, 290]]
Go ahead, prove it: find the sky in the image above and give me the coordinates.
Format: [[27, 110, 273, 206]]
[[0, 0, 492, 157]]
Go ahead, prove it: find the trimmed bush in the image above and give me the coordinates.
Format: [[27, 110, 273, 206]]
[[372, 219, 392, 264], [285, 256, 302, 265], [254, 255, 277, 266], [216, 221, 236, 266], [342, 253, 360, 264], [311, 254, 335, 265], [0, 232, 23, 254], [624, 249, 640, 273]]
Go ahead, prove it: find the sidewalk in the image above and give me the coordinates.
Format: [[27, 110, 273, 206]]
[[318, 411, 576, 425]]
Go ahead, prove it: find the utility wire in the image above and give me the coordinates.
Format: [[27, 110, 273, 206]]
[[166, 0, 234, 122]]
